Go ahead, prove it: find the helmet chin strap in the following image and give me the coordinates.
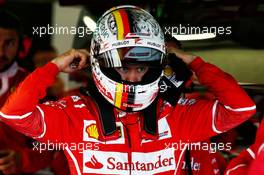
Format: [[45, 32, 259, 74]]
[[142, 98, 159, 139], [80, 86, 118, 141]]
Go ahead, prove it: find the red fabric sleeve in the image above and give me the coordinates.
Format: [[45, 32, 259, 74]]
[[190, 57, 256, 132], [172, 57, 256, 142], [248, 149, 264, 175], [2, 62, 59, 114], [224, 149, 253, 175], [0, 63, 63, 139]]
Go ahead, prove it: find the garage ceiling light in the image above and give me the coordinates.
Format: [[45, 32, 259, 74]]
[[83, 16, 96, 32], [173, 33, 216, 41]]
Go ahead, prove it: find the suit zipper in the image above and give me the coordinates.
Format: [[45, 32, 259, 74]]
[[125, 126, 132, 175]]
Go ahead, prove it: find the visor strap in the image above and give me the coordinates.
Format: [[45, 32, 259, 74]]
[[81, 86, 117, 137]]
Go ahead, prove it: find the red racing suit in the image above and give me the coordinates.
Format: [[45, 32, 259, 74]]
[[178, 93, 228, 175], [0, 57, 256, 175], [225, 117, 264, 175]]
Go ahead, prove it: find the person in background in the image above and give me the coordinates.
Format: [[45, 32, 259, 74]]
[[0, 10, 54, 174]]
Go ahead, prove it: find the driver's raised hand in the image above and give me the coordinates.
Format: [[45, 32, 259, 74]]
[[51, 49, 89, 73]]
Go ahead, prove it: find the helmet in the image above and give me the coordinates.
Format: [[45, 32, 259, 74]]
[[90, 5, 165, 112]]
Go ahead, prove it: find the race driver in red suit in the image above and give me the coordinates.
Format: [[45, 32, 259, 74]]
[[0, 5, 256, 175]]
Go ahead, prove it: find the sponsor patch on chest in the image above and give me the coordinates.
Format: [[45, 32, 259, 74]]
[[83, 120, 125, 144], [83, 148, 176, 175]]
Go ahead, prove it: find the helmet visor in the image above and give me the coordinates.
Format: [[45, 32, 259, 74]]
[[96, 47, 164, 68]]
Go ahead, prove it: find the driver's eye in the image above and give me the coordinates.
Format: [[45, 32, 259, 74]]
[[116, 67, 128, 73], [137, 67, 147, 73]]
